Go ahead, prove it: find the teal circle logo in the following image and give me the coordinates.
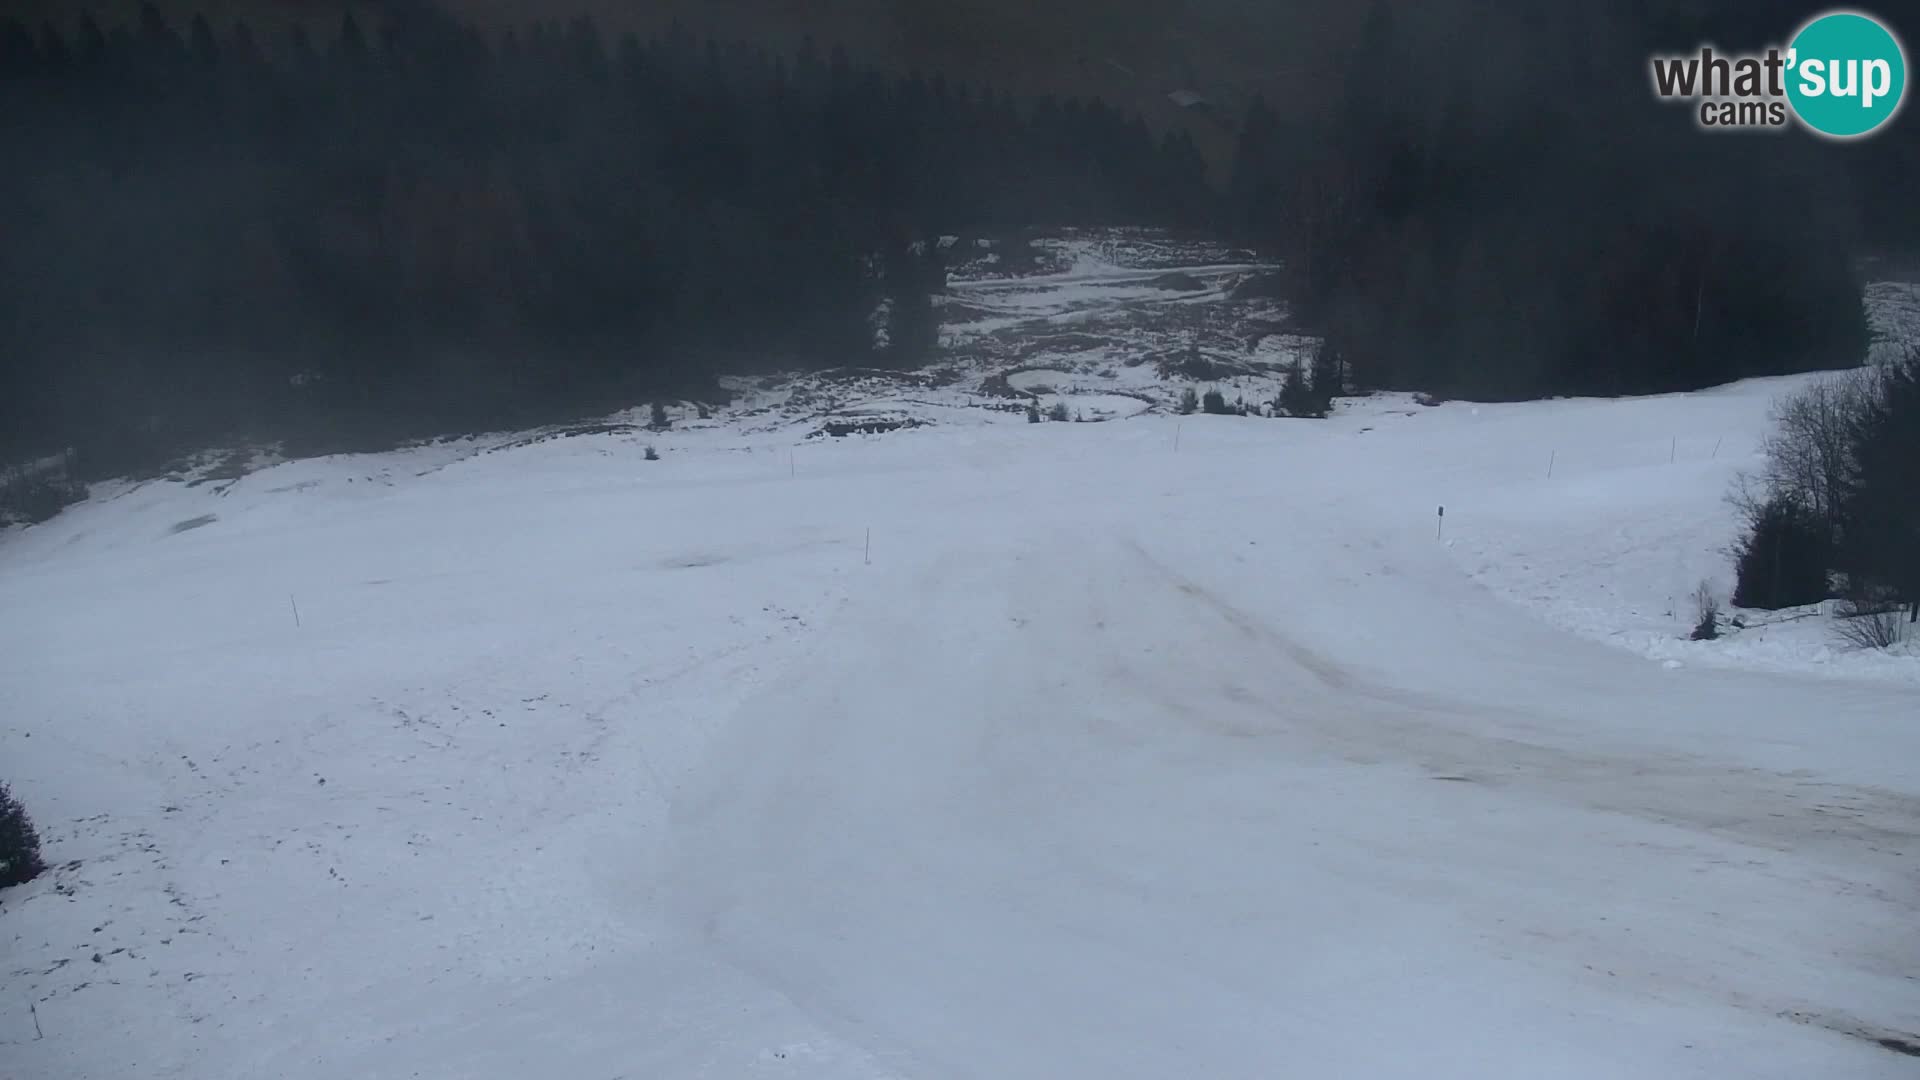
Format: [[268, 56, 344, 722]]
[[1787, 11, 1907, 138]]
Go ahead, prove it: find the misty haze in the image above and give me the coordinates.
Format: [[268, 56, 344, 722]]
[[1, 2, 1917, 1078]]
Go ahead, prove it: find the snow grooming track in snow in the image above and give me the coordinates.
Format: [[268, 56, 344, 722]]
[[667, 506, 1919, 1079], [2, 229, 1917, 1078]]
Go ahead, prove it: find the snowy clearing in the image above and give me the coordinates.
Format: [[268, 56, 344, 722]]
[[3, 237, 1917, 1079]]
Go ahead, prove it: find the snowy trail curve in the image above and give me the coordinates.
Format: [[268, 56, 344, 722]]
[[668, 518, 1920, 1079]]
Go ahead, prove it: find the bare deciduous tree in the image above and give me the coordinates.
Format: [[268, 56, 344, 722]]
[[1833, 594, 1908, 650], [1758, 368, 1881, 534]]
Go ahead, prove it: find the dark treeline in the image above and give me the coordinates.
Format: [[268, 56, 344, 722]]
[[3, 2, 1912, 476], [0, 4, 1209, 469], [1227, 1, 1909, 401]]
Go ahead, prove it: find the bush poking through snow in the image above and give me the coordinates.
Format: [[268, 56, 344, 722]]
[[1833, 594, 1908, 651], [643, 445, 660, 461], [1690, 581, 1721, 641], [0, 782, 45, 889], [1048, 402, 1070, 423], [1201, 389, 1232, 415], [1026, 403, 1042, 424], [649, 402, 670, 431], [1177, 387, 1199, 416], [1732, 495, 1831, 611]]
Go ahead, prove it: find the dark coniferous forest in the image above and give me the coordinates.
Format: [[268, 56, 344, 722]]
[[0, 4, 1209, 469], [1226, 2, 1910, 401], [1, 1, 1911, 475]]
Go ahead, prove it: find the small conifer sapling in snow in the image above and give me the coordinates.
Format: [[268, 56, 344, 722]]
[[1690, 581, 1721, 641], [0, 781, 46, 889]]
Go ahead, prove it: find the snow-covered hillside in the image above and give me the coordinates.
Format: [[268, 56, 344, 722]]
[[3, 237, 1917, 1079]]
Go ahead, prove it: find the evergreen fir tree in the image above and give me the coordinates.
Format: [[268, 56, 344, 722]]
[[0, 781, 45, 889], [1278, 366, 1325, 418]]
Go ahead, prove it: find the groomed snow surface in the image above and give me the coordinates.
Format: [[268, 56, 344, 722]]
[[4, 248, 1918, 1078]]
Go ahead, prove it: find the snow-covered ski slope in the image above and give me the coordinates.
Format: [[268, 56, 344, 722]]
[[3, 237, 1917, 1078]]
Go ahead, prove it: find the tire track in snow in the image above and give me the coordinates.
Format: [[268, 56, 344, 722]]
[[668, 525, 1919, 1075]]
